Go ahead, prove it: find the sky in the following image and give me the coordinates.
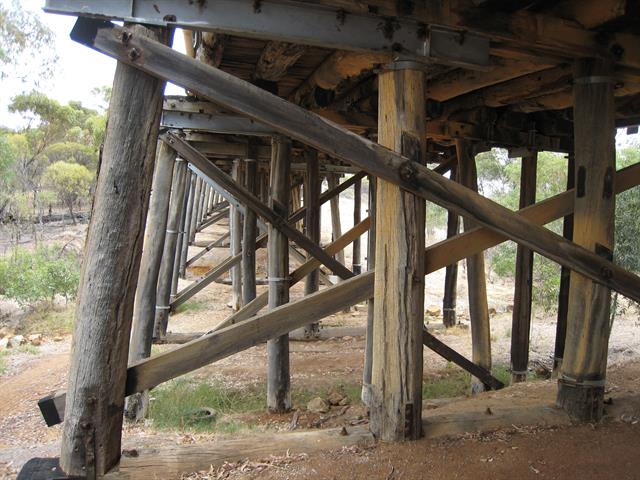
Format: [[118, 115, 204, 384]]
[[0, 0, 185, 129]]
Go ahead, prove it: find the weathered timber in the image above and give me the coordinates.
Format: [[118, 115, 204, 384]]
[[553, 154, 575, 376], [301, 149, 321, 337], [442, 165, 460, 328], [73, 21, 640, 307], [327, 173, 346, 268], [371, 67, 426, 441], [255, 41, 307, 84], [194, 207, 229, 234], [457, 139, 491, 393], [242, 155, 258, 306], [164, 133, 354, 280], [557, 59, 616, 422], [510, 150, 537, 383], [125, 141, 176, 421], [352, 175, 362, 275], [155, 166, 189, 336], [362, 175, 376, 406], [59, 24, 167, 477], [230, 160, 243, 311], [103, 427, 373, 480], [267, 136, 291, 413], [189, 176, 202, 242], [179, 172, 196, 278], [170, 169, 192, 297], [422, 328, 504, 391], [41, 161, 640, 427], [213, 218, 371, 332]]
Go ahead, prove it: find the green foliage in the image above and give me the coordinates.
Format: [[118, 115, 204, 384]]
[[44, 161, 94, 220], [0, 245, 81, 307], [0, 0, 57, 83], [18, 304, 75, 336]]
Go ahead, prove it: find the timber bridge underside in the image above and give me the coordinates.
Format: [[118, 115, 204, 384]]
[[22, 0, 640, 478]]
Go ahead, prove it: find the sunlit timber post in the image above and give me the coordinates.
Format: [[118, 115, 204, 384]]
[[370, 65, 426, 441], [557, 58, 616, 421]]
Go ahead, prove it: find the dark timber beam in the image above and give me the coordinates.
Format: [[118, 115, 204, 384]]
[[71, 20, 640, 306], [510, 149, 537, 383], [39, 160, 640, 427]]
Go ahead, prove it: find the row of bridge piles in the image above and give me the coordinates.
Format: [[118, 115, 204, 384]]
[[56, 24, 618, 479]]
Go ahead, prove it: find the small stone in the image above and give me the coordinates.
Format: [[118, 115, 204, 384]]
[[338, 397, 350, 406], [8, 335, 25, 348], [488, 307, 497, 316], [506, 304, 514, 312], [327, 390, 345, 406], [307, 397, 330, 413], [28, 334, 43, 346], [425, 305, 441, 317], [0, 327, 15, 339], [53, 336, 64, 342], [343, 336, 353, 341], [0, 337, 8, 351]]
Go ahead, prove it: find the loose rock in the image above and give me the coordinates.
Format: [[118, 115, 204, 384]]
[[307, 397, 330, 413]]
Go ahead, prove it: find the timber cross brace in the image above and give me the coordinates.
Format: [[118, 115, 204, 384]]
[[27, 1, 640, 477]]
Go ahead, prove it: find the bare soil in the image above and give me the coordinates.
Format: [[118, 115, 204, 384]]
[[2, 209, 640, 479]]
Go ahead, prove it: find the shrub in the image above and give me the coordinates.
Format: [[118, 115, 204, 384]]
[[0, 244, 81, 307]]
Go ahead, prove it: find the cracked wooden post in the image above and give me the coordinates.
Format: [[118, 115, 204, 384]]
[[442, 164, 460, 328], [553, 153, 575, 376], [301, 148, 321, 337], [59, 24, 167, 477], [328, 173, 345, 268], [242, 146, 258, 306], [267, 136, 291, 412], [352, 175, 362, 275], [457, 139, 492, 394], [230, 160, 244, 310], [370, 66, 426, 441], [557, 58, 616, 421], [510, 149, 538, 383], [362, 175, 376, 406], [125, 141, 176, 420]]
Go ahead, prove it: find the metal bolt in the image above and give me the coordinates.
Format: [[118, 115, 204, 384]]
[[128, 48, 141, 61]]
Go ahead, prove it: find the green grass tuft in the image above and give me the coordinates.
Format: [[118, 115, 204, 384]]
[[19, 304, 75, 336], [0, 355, 6, 375], [173, 300, 210, 315]]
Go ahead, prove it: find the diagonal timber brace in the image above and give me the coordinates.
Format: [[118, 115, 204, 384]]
[[69, 19, 640, 304], [38, 160, 640, 426], [164, 133, 354, 280]]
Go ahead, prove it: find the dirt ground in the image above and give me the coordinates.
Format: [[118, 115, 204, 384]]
[[2, 202, 640, 479]]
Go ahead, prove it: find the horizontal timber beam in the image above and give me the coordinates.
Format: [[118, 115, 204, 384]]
[[38, 160, 640, 426], [72, 21, 640, 304], [45, 0, 489, 69], [162, 110, 275, 136]]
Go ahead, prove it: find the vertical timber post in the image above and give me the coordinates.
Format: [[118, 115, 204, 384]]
[[553, 153, 575, 376], [267, 136, 291, 413], [328, 173, 346, 268], [59, 24, 167, 476], [457, 139, 492, 393], [230, 159, 244, 310], [179, 172, 196, 278], [125, 141, 176, 420], [171, 166, 191, 298], [510, 150, 538, 383], [370, 66, 426, 441], [362, 175, 376, 406], [189, 176, 202, 242], [352, 176, 362, 275], [302, 148, 320, 337], [442, 165, 460, 328], [557, 59, 616, 422], [242, 146, 258, 306]]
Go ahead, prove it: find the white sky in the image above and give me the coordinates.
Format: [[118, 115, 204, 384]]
[[0, 0, 185, 129]]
